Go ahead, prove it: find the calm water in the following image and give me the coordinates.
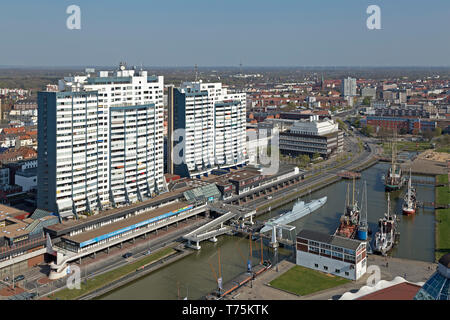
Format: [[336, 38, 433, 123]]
[[101, 162, 435, 300]]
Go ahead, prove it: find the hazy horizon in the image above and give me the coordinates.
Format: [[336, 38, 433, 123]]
[[1, 0, 449, 67]]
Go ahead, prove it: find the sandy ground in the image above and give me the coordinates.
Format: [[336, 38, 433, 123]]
[[228, 255, 437, 300], [417, 150, 450, 163]]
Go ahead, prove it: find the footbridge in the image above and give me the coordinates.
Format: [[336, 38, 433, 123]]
[[183, 203, 256, 250]]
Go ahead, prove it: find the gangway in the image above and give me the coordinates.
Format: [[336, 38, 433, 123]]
[[183, 204, 255, 250]]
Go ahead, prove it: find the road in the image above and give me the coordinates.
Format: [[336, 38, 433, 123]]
[[3, 217, 210, 300], [245, 134, 380, 210]]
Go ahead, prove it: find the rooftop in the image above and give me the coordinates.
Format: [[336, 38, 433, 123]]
[[63, 201, 191, 245], [297, 229, 363, 251]]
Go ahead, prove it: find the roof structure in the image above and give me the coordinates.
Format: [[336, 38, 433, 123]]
[[297, 229, 363, 251]]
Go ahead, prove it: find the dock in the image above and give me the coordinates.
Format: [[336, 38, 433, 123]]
[[204, 261, 272, 300], [337, 171, 361, 179]]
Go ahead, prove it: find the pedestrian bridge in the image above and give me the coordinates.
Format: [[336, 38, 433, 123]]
[[183, 203, 255, 250]]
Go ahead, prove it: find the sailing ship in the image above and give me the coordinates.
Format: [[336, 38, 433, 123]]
[[335, 178, 360, 239], [402, 169, 417, 215], [384, 131, 405, 191], [374, 193, 398, 256]]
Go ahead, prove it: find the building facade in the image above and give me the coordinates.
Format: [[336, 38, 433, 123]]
[[37, 64, 165, 219], [341, 77, 357, 97], [296, 229, 367, 281], [168, 81, 247, 178], [279, 115, 343, 158]]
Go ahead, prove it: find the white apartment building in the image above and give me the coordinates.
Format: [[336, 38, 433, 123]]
[[341, 77, 357, 97], [168, 81, 247, 178], [38, 64, 165, 218]]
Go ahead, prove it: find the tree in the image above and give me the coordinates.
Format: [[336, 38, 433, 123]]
[[313, 152, 320, 159], [434, 127, 442, 137], [421, 129, 434, 141], [362, 97, 371, 106], [361, 125, 374, 137], [399, 127, 408, 135]]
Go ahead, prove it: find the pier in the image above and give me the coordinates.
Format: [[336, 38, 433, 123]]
[[337, 171, 361, 179]]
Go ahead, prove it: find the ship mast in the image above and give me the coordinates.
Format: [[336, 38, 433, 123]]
[[352, 177, 355, 208], [387, 193, 391, 219], [407, 168, 412, 205]]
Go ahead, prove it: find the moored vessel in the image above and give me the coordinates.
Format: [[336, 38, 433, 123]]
[[259, 196, 327, 233], [402, 169, 416, 215], [374, 194, 398, 256]]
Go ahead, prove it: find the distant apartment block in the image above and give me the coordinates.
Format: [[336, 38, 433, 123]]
[[37, 64, 166, 219], [279, 115, 343, 159], [361, 87, 377, 99], [341, 77, 357, 97], [167, 81, 247, 178]]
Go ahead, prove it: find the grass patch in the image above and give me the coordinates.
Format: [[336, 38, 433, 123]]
[[436, 185, 449, 207], [436, 208, 450, 261], [436, 146, 450, 154], [437, 174, 449, 185], [382, 141, 433, 154], [269, 265, 350, 296], [50, 247, 176, 300]]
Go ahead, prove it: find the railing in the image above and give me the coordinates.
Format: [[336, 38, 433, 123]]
[[0, 235, 46, 257]]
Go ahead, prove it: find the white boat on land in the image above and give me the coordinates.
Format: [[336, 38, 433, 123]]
[[260, 196, 327, 233]]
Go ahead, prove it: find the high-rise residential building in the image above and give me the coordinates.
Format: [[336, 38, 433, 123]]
[[341, 77, 357, 97], [167, 81, 247, 178], [37, 64, 166, 219]]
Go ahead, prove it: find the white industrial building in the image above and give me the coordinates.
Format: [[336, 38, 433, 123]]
[[37, 64, 166, 218], [296, 229, 367, 281]]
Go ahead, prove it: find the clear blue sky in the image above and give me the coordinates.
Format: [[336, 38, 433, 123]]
[[1, 0, 449, 67]]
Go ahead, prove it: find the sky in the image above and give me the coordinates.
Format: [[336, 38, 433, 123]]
[[0, 0, 449, 67]]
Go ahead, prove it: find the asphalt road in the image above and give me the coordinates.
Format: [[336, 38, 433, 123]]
[[245, 135, 380, 210]]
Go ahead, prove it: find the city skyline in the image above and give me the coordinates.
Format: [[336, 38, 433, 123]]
[[1, 0, 450, 67]]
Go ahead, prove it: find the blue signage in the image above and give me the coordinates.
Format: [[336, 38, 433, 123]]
[[79, 205, 193, 248]]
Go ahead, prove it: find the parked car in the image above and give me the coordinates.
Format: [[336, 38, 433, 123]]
[[14, 275, 24, 282], [122, 252, 133, 259]]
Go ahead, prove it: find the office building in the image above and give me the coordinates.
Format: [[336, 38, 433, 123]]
[[37, 64, 165, 219], [279, 115, 343, 158], [168, 81, 247, 178]]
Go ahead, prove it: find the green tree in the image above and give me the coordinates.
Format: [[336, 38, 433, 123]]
[[434, 127, 442, 137], [361, 125, 374, 137], [362, 97, 371, 106]]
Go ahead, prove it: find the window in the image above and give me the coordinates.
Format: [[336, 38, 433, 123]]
[[335, 269, 340, 273], [345, 272, 349, 276], [314, 264, 318, 268], [323, 266, 328, 271]]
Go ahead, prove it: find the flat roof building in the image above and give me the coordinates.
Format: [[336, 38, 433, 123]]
[[37, 64, 166, 219], [280, 116, 343, 159], [296, 229, 367, 280]]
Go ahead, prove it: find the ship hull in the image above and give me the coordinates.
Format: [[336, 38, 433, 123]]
[[385, 183, 402, 191], [402, 207, 415, 215], [260, 197, 327, 233]]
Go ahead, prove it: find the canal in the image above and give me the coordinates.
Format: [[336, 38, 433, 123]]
[[100, 162, 435, 300]]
